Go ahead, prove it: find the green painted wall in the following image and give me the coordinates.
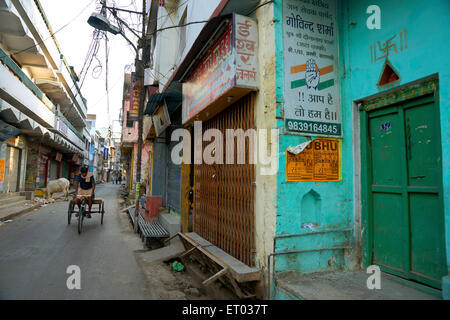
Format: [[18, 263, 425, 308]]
[[342, 0, 450, 298], [273, 0, 355, 280], [273, 0, 450, 298]]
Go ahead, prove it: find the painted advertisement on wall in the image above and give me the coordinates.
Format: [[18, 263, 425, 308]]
[[235, 14, 258, 88], [283, 0, 342, 137], [182, 24, 234, 124]]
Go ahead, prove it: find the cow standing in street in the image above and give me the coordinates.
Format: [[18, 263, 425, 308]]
[[46, 178, 70, 201]]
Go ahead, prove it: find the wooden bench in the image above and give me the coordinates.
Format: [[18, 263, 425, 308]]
[[137, 212, 169, 248], [126, 207, 137, 227], [176, 232, 260, 299]]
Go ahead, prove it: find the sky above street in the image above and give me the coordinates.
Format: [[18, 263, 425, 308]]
[[39, 0, 143, 136]]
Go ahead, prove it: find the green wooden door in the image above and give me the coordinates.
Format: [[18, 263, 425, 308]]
[[366, 94, 446, 289]]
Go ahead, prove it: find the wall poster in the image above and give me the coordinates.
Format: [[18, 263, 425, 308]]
[[286, 138, 341, 182], [283, 0, 342, 137]]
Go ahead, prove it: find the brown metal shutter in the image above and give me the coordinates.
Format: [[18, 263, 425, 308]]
[[194, 93, 255, 267]]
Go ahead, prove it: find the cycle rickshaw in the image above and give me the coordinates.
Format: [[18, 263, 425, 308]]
[[67, 195, 105, 234]]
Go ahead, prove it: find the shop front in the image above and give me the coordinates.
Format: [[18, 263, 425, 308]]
[[0, 121, 25, 193], [145, 93, 182, 217], [181, 14, 259, 267], [0, 137, 26, 193]]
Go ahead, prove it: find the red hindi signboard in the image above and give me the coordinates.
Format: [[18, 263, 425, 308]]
[[182, 14, 258, 125]]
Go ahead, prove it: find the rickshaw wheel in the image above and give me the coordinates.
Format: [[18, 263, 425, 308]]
[[101, 202, 105, 225], [68, 201, 74, 225]]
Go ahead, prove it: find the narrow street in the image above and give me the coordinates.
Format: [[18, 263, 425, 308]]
[[0, 183, 152, 300]]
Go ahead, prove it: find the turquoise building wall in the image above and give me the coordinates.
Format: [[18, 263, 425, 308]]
[[272, 0, 450, 298], [341, 0, 450, 298], [273, 0, 356, 281]]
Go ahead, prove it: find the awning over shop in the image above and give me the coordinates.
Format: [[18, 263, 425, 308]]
[[144, 92, 182, 116]]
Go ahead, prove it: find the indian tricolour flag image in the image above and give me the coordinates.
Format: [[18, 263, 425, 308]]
[[290, 60, 335, 92]]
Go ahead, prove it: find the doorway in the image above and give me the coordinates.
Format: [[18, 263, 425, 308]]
[[362, 87, 446, 289]]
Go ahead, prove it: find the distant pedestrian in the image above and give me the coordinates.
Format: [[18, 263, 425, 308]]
[[118, 172, 122, 185]]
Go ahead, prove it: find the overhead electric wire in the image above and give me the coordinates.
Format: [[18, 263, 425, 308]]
[[113, 0, 190, 35], [77, 29, 104, 89], [148, 19, 210, 36], [83, 0, 274, 117], [104, 32, 111, 124], [88, 72, 124, 110]]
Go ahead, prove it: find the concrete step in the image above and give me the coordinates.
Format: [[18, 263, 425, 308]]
[[0, 200, 38, 222], [0, 199, 29, 212], [0, 192, 21, 200], [0, 196, 26, 206], [158, 212, 181, 238], [275, 271, 440, 300]]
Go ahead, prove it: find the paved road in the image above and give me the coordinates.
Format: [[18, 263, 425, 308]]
[[0, 184, 151, 300]]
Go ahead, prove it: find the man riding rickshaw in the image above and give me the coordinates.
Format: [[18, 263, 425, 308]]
[[73, 166, 96, 218]]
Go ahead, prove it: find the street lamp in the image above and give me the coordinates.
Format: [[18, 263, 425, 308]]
[[87, 13, 120, 34], [88, 2, 146, 232], [87, 12, 138, 53]]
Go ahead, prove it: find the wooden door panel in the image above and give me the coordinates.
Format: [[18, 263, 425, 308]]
[[405, 99, 446, 287], [372, 192, 405, 271], [405, 103, 441, 188], [369, 111, 405, 273], [369, 113, 402, 186], [409, 193, 446, 285]]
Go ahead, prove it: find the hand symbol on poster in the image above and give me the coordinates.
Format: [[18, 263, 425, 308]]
[[305, 59, 320, 90]]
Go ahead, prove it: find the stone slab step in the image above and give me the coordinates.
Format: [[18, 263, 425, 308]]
[[0, 192, 21, 200], [0, 199, 29, 212], [276, 271, 440, 300], [0, 201, 39, 222], [0, 196, 26, 206]]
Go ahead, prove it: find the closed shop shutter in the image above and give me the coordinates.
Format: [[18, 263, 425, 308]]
[[194, 93, 255, 267], [49, 160, 59, 180], [4, 146, 20, 192], [37, 153, 48, 188], [151, 136, 168, 204], [167, 138, 181, 213]]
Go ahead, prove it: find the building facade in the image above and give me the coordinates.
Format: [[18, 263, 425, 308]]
[[144, 0, 279, 298], [0, 0, 89, 195], [271, 0, 449, 299], [120, 0, 449, 299]]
